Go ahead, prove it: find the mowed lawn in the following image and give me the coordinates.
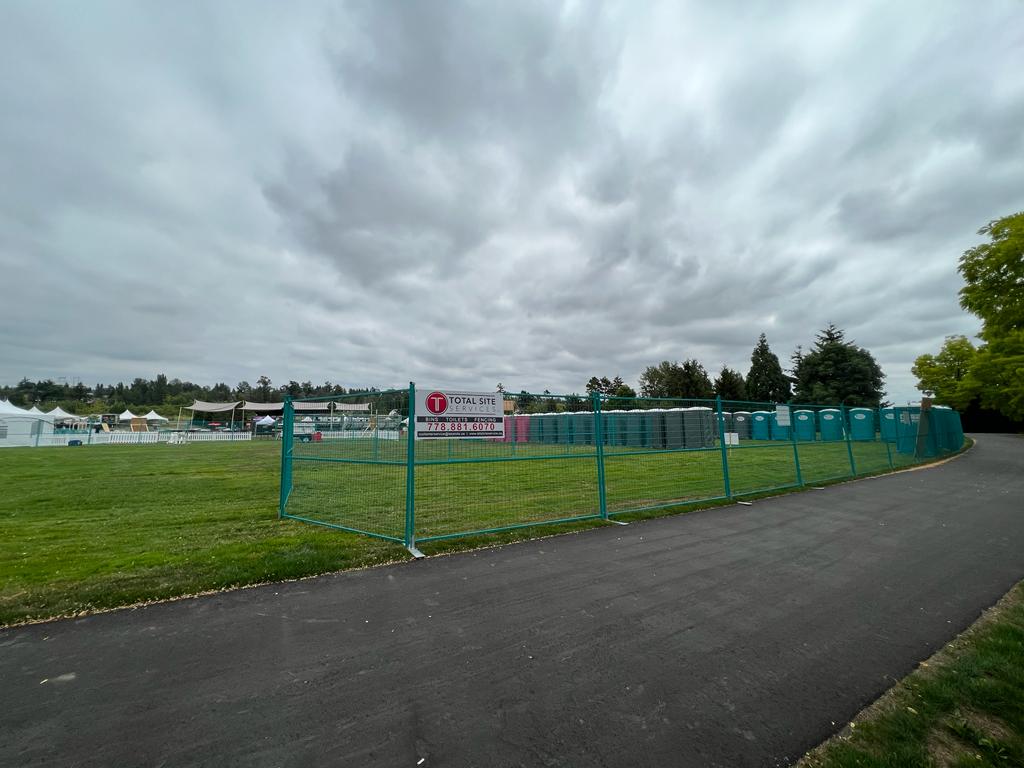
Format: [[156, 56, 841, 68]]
[[2, 437, 915, 625]]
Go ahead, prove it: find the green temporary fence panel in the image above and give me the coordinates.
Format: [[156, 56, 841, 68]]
[[819, 409, 843, 441], [880, 407, 897, 442], [546, 413, 560, 444], [699, 407, 717, 447], [793, 409, 816, 441], [770, 410, 792, 441], [664, 408, 685, 448], [751, 411, 771, 440], [733, 411, 751, 440], [849, 408, 875, 441]]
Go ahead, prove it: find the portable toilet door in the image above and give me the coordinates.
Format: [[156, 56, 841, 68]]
[[751, 411, 771, 440], [793, 410, 816, 441], [626, 409, 644, 448], [819, 409, 843, 441], [528, 414, 543, 444], [849, 408, 874, 441], [720, 412, 734, 443], [649, 409, 667, 449], [682, 408, 703, 448], [515, 415, 530, 443], [770, 410, 792, 441], [664, 408, 685, 448], [733, 411, 752, 440], [879, 407, 897, 442]]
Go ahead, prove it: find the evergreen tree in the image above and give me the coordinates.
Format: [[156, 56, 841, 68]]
[[713, 367, 747, 402], [746, 333, 792, 403], [792, 325, 885, 407]]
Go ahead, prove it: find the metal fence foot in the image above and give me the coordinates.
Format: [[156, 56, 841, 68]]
[[605, 519, 629, 526], [406, 545, 426, 559]]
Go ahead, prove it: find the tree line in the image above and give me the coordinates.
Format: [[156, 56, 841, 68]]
[[507, 325, 887, 414], [913, 211, 1024, 427], [0, 375, 373, 416]]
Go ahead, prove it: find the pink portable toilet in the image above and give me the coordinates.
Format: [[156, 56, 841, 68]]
[[515, 415, 530, 443]]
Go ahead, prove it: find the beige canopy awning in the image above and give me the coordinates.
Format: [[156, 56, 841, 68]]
[[187, 400, 242, 413]]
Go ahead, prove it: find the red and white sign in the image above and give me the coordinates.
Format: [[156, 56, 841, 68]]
[[414, 389, 504, 440]]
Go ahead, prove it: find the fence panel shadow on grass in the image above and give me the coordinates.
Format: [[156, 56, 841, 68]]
[[280, 387, 967, 555]]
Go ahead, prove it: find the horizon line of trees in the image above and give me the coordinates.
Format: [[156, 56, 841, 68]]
[[4, 325, 889, 417]]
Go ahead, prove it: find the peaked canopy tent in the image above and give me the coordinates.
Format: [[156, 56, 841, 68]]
[[119, 409, 138, 421], [47, 406, 83, 421], [180, 400, 243, 431], [143, 410, 169, 422], [28, 406, 44, 415]]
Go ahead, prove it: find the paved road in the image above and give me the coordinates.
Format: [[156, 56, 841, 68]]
[[2, 435, 1023, 768]]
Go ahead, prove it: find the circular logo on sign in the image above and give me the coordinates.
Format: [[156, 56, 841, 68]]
[[425, 392, 449, 415]]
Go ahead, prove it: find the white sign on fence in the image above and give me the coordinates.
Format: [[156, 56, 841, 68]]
[[775, 405, 791, 427], [725, 432, 740, 446], [414, 389, 505, 440]]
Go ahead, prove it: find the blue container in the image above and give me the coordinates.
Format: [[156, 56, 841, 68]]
[[733, 411, 751, 440], [770, 410, 792, 441], [880, 407, 897, 442], [849, 408, 875, 441], [751, 411, 771, 440], [793, 409, 816, 441], [819, 409, 843, 441]]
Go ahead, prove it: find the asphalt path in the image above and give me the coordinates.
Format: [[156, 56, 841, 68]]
[[2, 435, 1023, 767]]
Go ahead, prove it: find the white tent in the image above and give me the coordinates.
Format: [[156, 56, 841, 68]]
[[47, 406, 83, 420], [0, 399, 29, 415], [0, 401, 54, 446], [256, 415, 276, 426], [28, 405, 44, 415], [143, 410, 169, 422], [119, 409, 138, 421]]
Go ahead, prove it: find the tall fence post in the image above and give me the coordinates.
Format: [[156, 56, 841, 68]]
[[788, 401, 803, 486], [881, 406, 894, 469], [842, 404, 857, 476], [404, 382, 423, 558], [593, 392, 608, 520], [278, 396, 294, 517], [716, 396, 732, 498]]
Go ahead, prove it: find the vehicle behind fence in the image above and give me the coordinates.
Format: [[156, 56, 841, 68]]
[[278, 385, 966, 555]]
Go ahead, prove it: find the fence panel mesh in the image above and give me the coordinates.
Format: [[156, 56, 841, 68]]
[[281, 389, 409, 542], [279, 387, 967, 550]]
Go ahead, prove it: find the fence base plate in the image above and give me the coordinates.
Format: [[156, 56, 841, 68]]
[[605, 519, 629, 526], [406, 545, 425, 559]]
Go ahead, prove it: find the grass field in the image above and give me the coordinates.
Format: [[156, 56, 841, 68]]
[[800, 581, 1024, 767], [1, 436, 935, 626]]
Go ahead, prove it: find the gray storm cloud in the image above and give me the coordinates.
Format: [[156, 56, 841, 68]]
[[1, 0, 1022, 402]]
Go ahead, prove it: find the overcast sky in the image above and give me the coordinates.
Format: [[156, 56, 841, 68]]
[[2, 2, 1022, 402]]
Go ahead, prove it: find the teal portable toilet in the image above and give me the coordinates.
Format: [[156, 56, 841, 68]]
[[528, 414, 542, 443], [880, 407, 897, 442], [616, 411, 630, 446], [751, 411, 771, 440], [770, 410, 792, 441], [894, 407, 919, 454], [664, 408, 685, 448], [687, 407, 715, 447], [572, 412, 592, 445], [849, 408, 874, 441], [720, 412, 734, 435], [649, 409, 667, 448], [626, 409, 646, 448], [819, 409, 843, 441], [793, 409, 816, 441], [733, 411, 751, 440]]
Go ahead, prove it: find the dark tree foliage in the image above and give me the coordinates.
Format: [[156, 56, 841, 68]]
[[638, 360, 713, 399], [791, 324, 885, 407], [746, 334, 792, 403], [713, 367, 747, 402]]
